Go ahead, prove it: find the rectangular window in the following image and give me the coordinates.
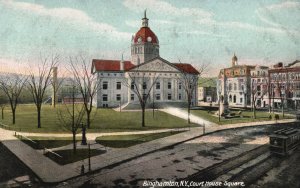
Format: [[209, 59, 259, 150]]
[[156, 94, 160, 100], [143, 94, 147, 101], [179, 82, 182, 90], [103, 81, 108, 90], [168, 93, 172, 100], [179, 93, 182, 100], [240, 98, 243, 103], [131, 82, 135, 90], [116, 94, 121, 101], [102, 94, 108, 101], [116, 82, 121, 90], [168, 82, 171, 89], [156, 82, 160, 89], [143, 82, 147, 89], [131, 94, 134, 101]]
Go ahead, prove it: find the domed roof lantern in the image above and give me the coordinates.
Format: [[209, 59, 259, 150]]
[[142, 9, 148, 27]]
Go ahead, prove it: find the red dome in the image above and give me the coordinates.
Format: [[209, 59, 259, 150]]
[[133, 27, 158, 44]]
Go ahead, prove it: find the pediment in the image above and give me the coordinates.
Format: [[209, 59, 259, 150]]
[[129, 57, 180, 72]]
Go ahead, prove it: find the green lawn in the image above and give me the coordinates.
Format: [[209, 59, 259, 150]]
[[191, 108, 294, 125], [45, 149, 106, 165], [96, 131, 184, 148], [18, 136, 79, 149], [0, 104, 192, 133]]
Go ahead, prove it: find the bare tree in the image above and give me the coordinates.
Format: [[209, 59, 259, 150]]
[[57, 86, 85, 153], [268, 74, 272, 113], [122, 69, 159, 127], [0, 73, 27, 124], [69, 56, 99, 128], [177, 62, 203, 124], [0, 93, 7, 120], [27, 55, 59, 128]]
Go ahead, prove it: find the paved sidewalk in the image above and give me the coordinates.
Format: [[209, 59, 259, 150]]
[[0, 129, 78, 183], [20, 127, 189, 140], [0, 118, 297, 183]]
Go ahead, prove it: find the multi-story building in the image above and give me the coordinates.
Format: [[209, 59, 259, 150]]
[[198, 78, 217, 103], [250, 65, 269, 108], [218, 54, 254, 108], [269, 61, 300, 109], [198, 86, 217, 103], [91, 11, 199, 108]]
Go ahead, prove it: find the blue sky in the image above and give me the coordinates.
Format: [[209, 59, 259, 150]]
[[0, 0, 299, 76]]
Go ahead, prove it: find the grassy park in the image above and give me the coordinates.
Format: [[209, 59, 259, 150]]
[[191, 108, 294, 125], [0, 104, 193, 133], [45, 149, 106, 165]]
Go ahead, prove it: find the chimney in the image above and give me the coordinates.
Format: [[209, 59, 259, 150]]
[[120, 54, 124, 71]]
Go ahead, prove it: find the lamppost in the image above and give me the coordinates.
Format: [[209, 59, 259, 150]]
[[81, 122, 87, 145]]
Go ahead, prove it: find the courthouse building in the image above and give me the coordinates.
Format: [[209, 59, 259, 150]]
[[91, 11, 199, 108]]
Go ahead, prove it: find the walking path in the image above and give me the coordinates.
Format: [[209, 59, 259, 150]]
[[160, 107, 217, 126], [0, 118, 297, 183]]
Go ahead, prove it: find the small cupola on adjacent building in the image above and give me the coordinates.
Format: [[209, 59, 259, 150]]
[[131, 10, 159, 65], [232, 53, 238, 67]]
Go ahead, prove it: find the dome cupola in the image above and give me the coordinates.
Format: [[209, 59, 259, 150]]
[[133, 10, 159, 45], [131, 10, 160, 65], [232, 53, 238, 67]]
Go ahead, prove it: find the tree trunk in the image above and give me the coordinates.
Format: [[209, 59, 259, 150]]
[[282, 101, 284, 118], [142, 106, 145, 127], [12, 108, 16, 124], [37, 106, 41, 128], [268, 93, 271, 113], [188, 104, 191, 124], [53, 93, 56, 108], [1, 108, 4, 120], [72, 131, 76, 154], [87, 111, 91, 129], [252, 99, 256, 119]]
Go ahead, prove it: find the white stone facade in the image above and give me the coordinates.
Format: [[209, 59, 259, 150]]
[[92, 12, 199, 109], [93, 57, 199, 108]]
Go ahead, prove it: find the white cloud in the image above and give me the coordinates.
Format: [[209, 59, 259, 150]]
[[123, 0, 295, 37], [219, 21, 285, 34], [2, 0, 131, 40], [266, 1, 300, 10], [255, 1, 300, 36], [123, 0, 213, 20]]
